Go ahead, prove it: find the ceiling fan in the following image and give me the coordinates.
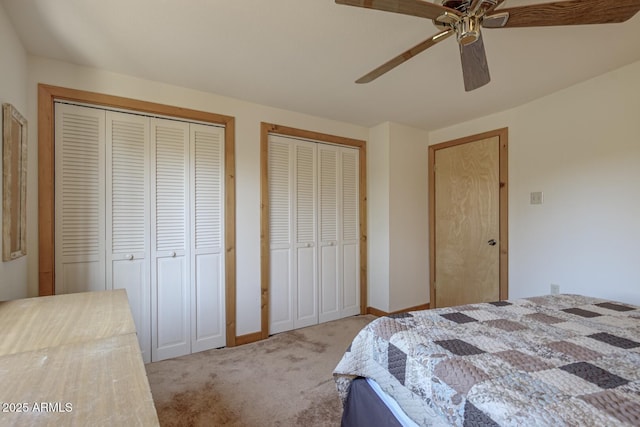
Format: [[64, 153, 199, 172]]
[[336, 0, 640, 91]]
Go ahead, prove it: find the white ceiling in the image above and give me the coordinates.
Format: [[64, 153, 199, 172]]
[[3, 0, 640, 131]]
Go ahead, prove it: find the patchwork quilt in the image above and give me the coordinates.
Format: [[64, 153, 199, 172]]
[[334, 294, 640, 426]]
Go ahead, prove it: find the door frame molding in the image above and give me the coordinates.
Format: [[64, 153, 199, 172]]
[[38, 84, 238, 347], [260, 122, 367, 339], [428, 127, 509, 307]]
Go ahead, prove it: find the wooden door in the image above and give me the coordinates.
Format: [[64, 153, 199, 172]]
[[429, 129, 508, 308]]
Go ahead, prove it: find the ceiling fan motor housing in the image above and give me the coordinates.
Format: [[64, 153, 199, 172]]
[[436, 0, 488, 46]]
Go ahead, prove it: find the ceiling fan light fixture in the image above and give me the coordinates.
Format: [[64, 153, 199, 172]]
[[457, 16, 480, 45]]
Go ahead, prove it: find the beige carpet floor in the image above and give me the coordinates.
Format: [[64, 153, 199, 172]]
[[146, 315, 375, 426]]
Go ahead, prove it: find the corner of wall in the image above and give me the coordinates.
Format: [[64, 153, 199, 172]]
[[366, 123, 391, 312], [387, 123, 430, 311], [366, 122, 432, 313]]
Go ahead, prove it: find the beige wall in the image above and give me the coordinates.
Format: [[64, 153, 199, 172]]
[[366, 122, 430, 312], [367, 123, 390, 311], [26, 57, 368, 335], [0, 3, 29, 301], [388, 122, 429, 312], [430, 59, 640, 305]]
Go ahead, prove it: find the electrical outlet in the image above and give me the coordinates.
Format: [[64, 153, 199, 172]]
[[550, 284, 560, 295]]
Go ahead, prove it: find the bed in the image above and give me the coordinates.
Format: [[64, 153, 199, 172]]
[[334, 294, 640, 426]]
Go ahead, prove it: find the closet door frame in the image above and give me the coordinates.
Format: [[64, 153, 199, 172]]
[[38, 84, 238, 347], [260, 122, 367, 340]]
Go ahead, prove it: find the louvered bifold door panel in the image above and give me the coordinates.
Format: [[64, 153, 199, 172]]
[[268, 137, 294, 334], [54, 103, 106, 294], [151, 118, 190, 361], [341, 148, 360, 317], [106, 111, 151, 362], [318, 146, 341, 323], [190, 123, 226, 352], [294, 141, 318, 329]]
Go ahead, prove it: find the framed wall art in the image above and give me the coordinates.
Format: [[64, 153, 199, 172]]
[[3, 103, 28, 261]]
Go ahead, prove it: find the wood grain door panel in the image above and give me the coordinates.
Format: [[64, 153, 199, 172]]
[[429, 128, 508, 308]]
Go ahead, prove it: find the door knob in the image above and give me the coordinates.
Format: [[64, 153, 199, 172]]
[[488, 239, 497, 246]]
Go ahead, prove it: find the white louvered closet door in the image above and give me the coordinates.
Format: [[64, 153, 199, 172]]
[[268, 137, 319, 333], [55, 104, 226, 362], [293, 141, 318, 329], [151, 118, 190, 361], [318, 146, 340, 323], [106, 111, 151, 362], [190, 124, 226, 352], [268, 135, 359, 334], [319, 146, 360, 322], [268, 138, 294, 334], [340, 148, 360, 317], [54, 103, 106, 295]]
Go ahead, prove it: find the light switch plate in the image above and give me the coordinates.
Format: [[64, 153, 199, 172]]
[[530, 191, 543, 205]]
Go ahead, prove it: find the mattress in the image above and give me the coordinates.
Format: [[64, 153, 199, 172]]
[[334, 294, 640, 426]]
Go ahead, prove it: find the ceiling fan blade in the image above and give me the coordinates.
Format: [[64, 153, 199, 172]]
[[459, 33, 490, 91], [356, 29, 455, 83], [335, 0, 461, 20], [485, 0, 640, 28]]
